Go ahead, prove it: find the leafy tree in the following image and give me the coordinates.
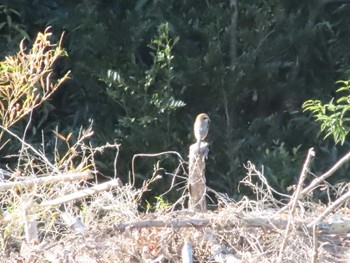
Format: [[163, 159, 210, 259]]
[[1, 0, 350, 198], [99, 23, 186, 188]]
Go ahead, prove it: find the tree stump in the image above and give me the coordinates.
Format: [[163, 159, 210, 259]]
[[188, 142, 209, 212]]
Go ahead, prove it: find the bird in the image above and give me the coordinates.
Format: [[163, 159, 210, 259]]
[[193, 113, 210, 152]]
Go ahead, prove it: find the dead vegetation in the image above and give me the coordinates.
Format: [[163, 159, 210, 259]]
[[1, 128, 350, 263], [1, 28, 350, 263]]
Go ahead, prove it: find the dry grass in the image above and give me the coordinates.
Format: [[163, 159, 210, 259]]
[[0, 136, 350, 262]]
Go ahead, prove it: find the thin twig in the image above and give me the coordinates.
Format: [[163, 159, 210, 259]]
[[0, 124, 59, 173], [312, 224, 318, 263], [17, 110, 34, 170], [290, 148, 315, 215], [241, 161, 290, 206], [160, 161, 187, 197], [131, 151, 185, 186]]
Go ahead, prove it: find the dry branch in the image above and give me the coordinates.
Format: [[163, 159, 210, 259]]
[[312, 224, 319, 263], [300, 150, 350, 199], [114, 218, 211, 231], [278, 148, 315, 262], [114, 214, 297, 232], [113, 213, 350, 237], [0, 171, 93, 191], [290, 148, 315, 215], [40, 178, 123, 206]]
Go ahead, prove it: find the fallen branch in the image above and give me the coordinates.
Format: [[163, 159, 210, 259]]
[[40, 178, 123, 206], [0, 171, 93, 191], [114, 218, 211, 231], [113, 214, 350, 236], [113, 214, 296, 232]]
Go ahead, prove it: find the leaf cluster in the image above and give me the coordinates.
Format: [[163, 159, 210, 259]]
[[303, 80, 350, 145], [0, 27, 69, 145]]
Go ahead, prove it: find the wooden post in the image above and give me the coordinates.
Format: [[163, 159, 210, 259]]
[[188, 142, 208, 212]]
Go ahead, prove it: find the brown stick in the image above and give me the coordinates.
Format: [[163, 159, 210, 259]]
[[115, 218, 211, 231], [113, 215, 307, 232], [312, 224, 319, 263], [40, 178, 122, 206], [0, 171, 93, 191]]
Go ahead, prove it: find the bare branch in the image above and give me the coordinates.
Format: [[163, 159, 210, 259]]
[[0, 171, 93, 191], [40, 178, 123, 207]]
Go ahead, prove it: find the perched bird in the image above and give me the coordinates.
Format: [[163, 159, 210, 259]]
[[194, 113, 210, 152]]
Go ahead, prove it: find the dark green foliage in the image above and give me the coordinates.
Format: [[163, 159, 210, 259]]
[[100, 23, 185, 153], [1, 0, 350, 200]]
